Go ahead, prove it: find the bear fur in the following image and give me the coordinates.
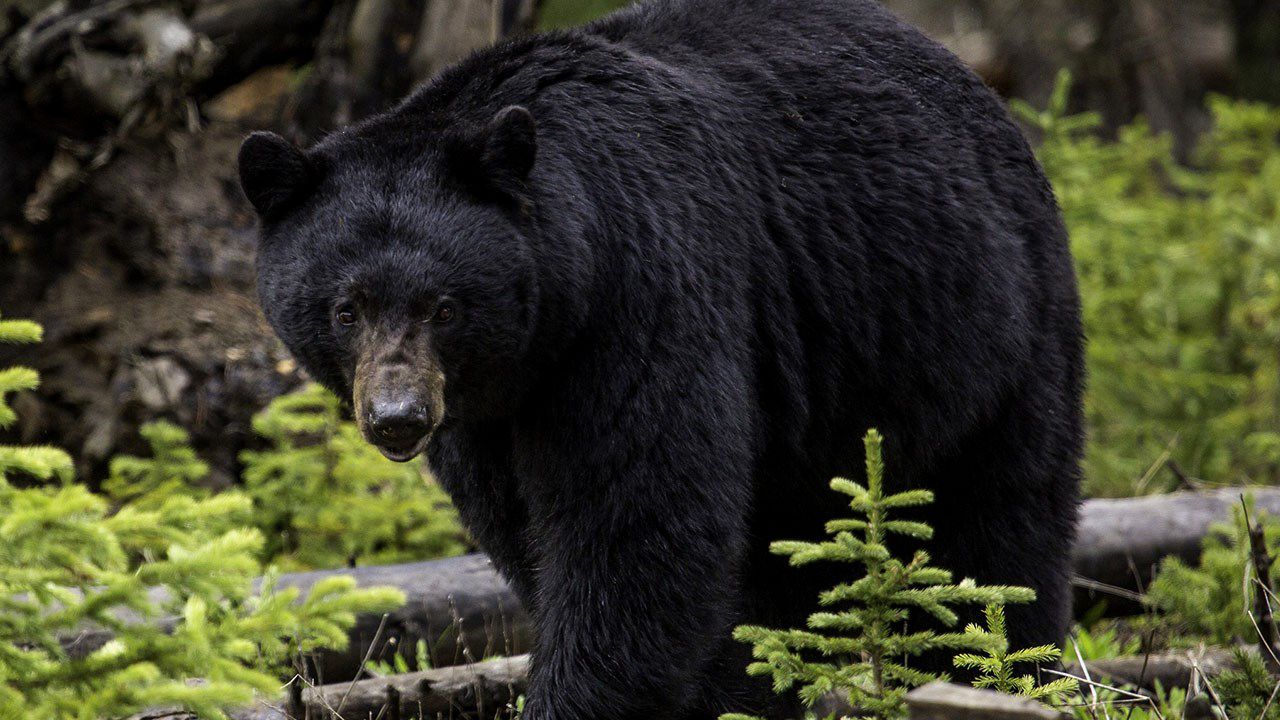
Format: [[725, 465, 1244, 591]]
[[240, 0, 1084, 717]]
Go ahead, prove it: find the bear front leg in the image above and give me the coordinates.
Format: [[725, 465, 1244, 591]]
[[519, 372, 755, 720]]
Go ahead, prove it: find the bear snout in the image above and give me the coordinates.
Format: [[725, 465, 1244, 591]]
[[354, 362, 444, 462]]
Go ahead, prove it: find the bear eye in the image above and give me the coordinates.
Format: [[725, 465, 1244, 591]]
[[335, 305, 358, 326], [431, 302, 455, 324]]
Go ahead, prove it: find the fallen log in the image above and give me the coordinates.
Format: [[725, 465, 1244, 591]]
[[130, 655, 529, 720], [157, 649, 1251, 720], [1062, 646, 1241, 692], [1071, 487, 1280, 612], [65, 553, 533, 683], [905, 682, 1066, 719], [155, 649, 1251, 720], [294, 653, 527, 720], [299, 486, 1280, 680], [73, 488, 1280, 688], [285, 554, 533, 681], [238, 669, 1061, 720]]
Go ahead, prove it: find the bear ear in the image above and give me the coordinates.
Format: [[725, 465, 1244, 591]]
[[238, 131, 316, 219], [445, 105, 537, 204]]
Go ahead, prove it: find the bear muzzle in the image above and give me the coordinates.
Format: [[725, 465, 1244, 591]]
[[352, 334, 446, 462]]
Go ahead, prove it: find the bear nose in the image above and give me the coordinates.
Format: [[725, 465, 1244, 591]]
[[368, 401, 432, 448]]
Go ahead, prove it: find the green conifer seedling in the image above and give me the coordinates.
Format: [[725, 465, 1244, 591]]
[[725, 430, 1036, 720], [101, 384, 468, 571], [1145, 497, 1278, 644], [953, 604, 1078, 702], [1215, 648, 1280, 720]]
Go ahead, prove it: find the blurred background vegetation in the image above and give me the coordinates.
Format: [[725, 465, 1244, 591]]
[[540, 0, 627, 28]]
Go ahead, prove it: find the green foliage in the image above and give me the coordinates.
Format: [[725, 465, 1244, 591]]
[[239, 384, 467, 570], [1063, 624, 1142, 663], [1216, 648, 1280, 719], [365, 637, 432, 676], [1014, 72, 1280, 495], [537, 0, 629, 29], [953, 605, 1077, 702], [725, 430, 1036, 720], [1066, 681, 1189, 720], [0, 313, 70, 482], [1144, 499, 1278, 644], [105, 422, 210, 506], [1139, 504, 1280, 717], [0, 314, 406, 719], [106, 385, 467, 571]]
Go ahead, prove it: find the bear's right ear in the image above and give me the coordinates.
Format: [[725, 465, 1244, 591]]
[[443, 105, 537, 206], [238, 132, 315, 219]]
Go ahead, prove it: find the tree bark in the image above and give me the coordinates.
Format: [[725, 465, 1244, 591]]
[[1227, 0, 1280, 103]]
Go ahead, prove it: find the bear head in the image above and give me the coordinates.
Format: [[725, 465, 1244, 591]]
[[239, 106, 544, 462]]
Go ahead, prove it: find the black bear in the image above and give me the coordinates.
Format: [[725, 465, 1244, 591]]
[[238, 0, 1084, 717]]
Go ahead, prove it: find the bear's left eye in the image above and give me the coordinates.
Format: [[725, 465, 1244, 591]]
[[335, 305, 358, 326], [431, 302, 455, 324]]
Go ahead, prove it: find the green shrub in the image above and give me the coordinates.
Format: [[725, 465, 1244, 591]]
[[1144, 498, 1278, 644], [105, 421, 210, 507], [1216, 648, 1280, 720], [108, 385, 468, 571], [1016, 73, 1280, 495], [0, 314, 405, 719], [239, 384, 467, 570], [1063, 623, 1141, 663], [723, 430, 1037, 720]]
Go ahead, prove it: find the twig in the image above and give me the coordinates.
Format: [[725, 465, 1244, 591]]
[[1044, 667, 1161, 719], [338, 612, 391, 712], [1071, 576, 1146, 603], [385, 684, 400, 720], [1135, 436, 1179, 495], [1190, 654, 1230, 719], [1165, 458, 1196, 491], [1241, 496, 1280, 672], [285, 674, 304, 720], [1072, 640, 1112, 720]]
